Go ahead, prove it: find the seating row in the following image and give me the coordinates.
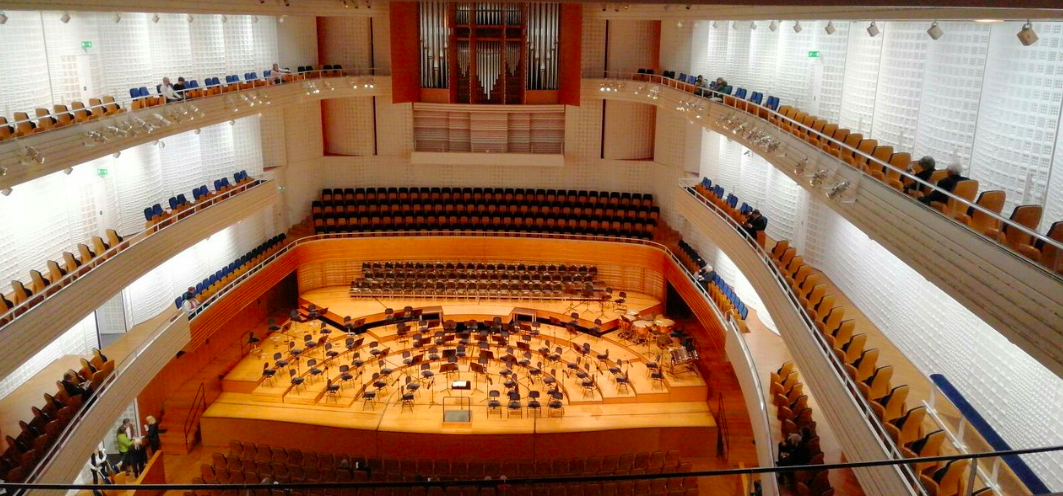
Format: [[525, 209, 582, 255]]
[[190, 483, 697, 496], [220, 441, 693, 481], [143, 171, 254, 227], [319, 188, 655, 209], [691, 179, 764, 247], [127, 63, 333, 108], [174, 234, 286, 309], [313, 216, 657, 240], [313, 204, 659, 222], [703, 76, 1063, 273], [768, 362, 829, 496], [674, 240, 748, 321], [0, 229, 125, 323], [639, 68, 782, 114], [1, 348, 114, 483], [363, 261, 598, 274], [0, 98, 124, 141]]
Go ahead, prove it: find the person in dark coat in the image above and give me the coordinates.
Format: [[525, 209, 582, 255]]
[[742, 210, 768, 239]]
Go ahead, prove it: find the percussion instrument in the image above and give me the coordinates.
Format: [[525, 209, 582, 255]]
[[668, 346, 699, 374], [633, 320, 653, 345], [654, 318, 675, 334]]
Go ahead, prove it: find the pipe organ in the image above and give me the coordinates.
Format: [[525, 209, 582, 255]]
[[419, 2, 561, 104]]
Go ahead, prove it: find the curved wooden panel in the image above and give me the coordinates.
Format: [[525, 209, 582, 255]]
[[0, 182, 276, 380]]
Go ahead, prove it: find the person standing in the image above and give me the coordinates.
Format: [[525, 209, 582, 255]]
[[116, 425, 134, 474], [742, 210, 768, 239], [127, 439, 148, 478], [143, 415, 165, 453]]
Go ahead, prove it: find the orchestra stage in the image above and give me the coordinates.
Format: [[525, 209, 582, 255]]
[[201, 287, 715, 459]]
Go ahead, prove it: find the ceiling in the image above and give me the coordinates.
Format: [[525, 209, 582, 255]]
[[0, 0, 1060, 20]]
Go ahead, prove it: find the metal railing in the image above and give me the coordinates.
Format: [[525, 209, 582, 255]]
[[678, 178, 926, 495], [585, 70, 1063, 281], [0, 177, 267, 328], [1, 67, 390, 144], [183, 382, 209, 453], [24, 308, 186, 483], [6, 444, 1063, 496]]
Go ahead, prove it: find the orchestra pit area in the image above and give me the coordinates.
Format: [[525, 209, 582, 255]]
[[200, 260, 715, 461]]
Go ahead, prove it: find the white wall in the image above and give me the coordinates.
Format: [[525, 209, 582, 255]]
[[679, 19, 1063, 227], [0, 10, 280, 117], [0, 314, 97, 400], [277, 15, 319, 70]]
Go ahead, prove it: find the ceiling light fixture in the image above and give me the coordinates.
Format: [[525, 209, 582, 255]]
[[750, 21, 757, 30], [0, 12, 8, 25], [768, 20, 778, 32], [825, 20, 836, 35], [63, 167, 73, 175], [112, 151, 121, 158], [711, 21, 719, 29], [731, 21, 738, 30], [60, 12, 71, 24], [151, 13, 160, 23], [112, 12, 121, 23], [793, 21, 802, 33], [867, 21, 880, 37], [187, 14, 194, 23], [927, 20, 943, 40], [1, 188, 11, 197], [1018, 20, 1038, 46]]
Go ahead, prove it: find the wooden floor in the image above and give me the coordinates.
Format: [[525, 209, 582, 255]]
[[204, 289, 715, 458]]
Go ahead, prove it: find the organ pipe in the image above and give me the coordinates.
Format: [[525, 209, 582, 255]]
[[418, 1, 449, 88]]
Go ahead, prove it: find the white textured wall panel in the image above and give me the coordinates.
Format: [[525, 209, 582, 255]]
[[870, 22, 928, 150]]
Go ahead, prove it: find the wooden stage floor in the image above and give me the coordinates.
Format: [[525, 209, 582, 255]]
[[204, 289, 715, 459]]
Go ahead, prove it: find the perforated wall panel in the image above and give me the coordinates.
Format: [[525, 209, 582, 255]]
[[870, 22, 928, 150], [318, 17, 374, 71], [606, 20, 659, 74], [837, 25, 882, 135], [0, 11, 52, 116]]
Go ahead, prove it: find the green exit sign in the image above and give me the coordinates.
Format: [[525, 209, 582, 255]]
[[81, 41, 93, 49], [807, 50, 820, 58], [97, 168, 108, 177]]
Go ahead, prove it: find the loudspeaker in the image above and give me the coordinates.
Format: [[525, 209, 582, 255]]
[[1017, 23, 1038, 46], [927, 22, 943, 40]]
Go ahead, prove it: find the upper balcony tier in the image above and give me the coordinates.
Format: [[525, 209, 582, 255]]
[[583, 75, 1063, 379]]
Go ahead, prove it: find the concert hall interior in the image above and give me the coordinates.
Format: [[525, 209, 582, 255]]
[[0, 1, 1062, 496]]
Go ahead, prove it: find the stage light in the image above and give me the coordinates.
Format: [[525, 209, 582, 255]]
[[252, 16, 259, 23], [188, 14, 194, 23], [0, 12, 8, 25], [343, 0, 350, 7], [1018, 21, 1038, 46], [793, 21, 802, 33], [732, 21, 738, 30], [768, 20, 778, 32], [112, 12, 121, 24], [711, 21, 719, 29], [63, 168, 73, 175], [229, 120, 236, 126], [750, 22, 757, 30], [193, 129, 201, 135], [113, 151, 121, 158], [927, 21, 943, 40], [825, 21, 836, 35], [151, 13, 160, 23], [61, 12, 71, 23], [1, 188, 11, 197], [676, 20, 683, 28], [867, 21, 880, 37], [279, 15, 287, 23]]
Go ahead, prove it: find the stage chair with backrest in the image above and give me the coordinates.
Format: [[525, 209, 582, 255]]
[[989, 205, 1042, 260], [1037, 221, 1063, 273], [956, 190, 1006, 235], [931, 180, 979, 218]]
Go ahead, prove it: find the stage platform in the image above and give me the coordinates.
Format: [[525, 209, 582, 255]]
[[205, 288, 714, 458]]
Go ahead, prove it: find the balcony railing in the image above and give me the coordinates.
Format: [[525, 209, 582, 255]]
[[677, 178, 924, 495], [0, 178, 267, 330], [585, 70, 1063, 282]]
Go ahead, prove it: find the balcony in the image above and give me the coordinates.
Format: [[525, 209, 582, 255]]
[[0, 179, 276, 380], [585, 76, 1063, 378]]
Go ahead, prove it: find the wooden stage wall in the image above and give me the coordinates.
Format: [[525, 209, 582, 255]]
[[201, 417, 715, 459]]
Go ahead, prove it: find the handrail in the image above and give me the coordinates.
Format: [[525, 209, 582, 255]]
[[0, 177, 267, 327], [183, 382, 208, 453], [7, 444, 1063, 492], [24, 308, 186, 483], [1, 67, 390, 141], [585, 70, 1063, 279], [677, 178, 926, 494]]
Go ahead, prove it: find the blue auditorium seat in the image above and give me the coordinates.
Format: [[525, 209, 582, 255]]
[[169, 197, 179, 210], [177, 193, 189, 205], [152, 204, 164, 218], [750, 92, 763, 105], [264, 70, 272, 78], [143, 207, 154, 222], [175, 296, 184, 309], [734, 88, 747, 99]]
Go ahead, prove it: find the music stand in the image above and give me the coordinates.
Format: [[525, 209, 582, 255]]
[[470, 362, 486, 393]]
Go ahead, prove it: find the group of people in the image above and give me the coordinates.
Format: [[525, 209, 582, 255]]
[[113, 416, 164, 478], [159, 63, 292, 103], [904, 155, 970, 207], [776, 427, 817, 484]]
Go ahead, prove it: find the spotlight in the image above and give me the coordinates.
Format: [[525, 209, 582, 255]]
[[711, 21, 719, 29], [221, 15, 228, 23], [793, 21, 802, 33], [158, 140, 166, 149], [229, 120, 236, 126], [113, 151, 121, 158], [867, 21, 880, 37], [61, 12, 71, 24], [279, 15, 287, 23], [187, 14, 194, 23], [769, 20, 778, 32], [112, 12, 121, 23], [1018, 21, 1038, 46], [750, 22, 757, 30], [343, 0, 350, 7], [676, 20, 683, 28], [825, 20, 836, 35], [18, 147, 44, 166], [1, 189, 11, 197], [0, 12, 7, 24], [252, 16, 259, 23], [193, 128, 201, 135], [731, 21, 738, 30], [151, 13, 160, 23], [63, 167, 73, 175], [623, 4, 629, 10], [0, 167, 6, 176], [927, 21, 943, 40]]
